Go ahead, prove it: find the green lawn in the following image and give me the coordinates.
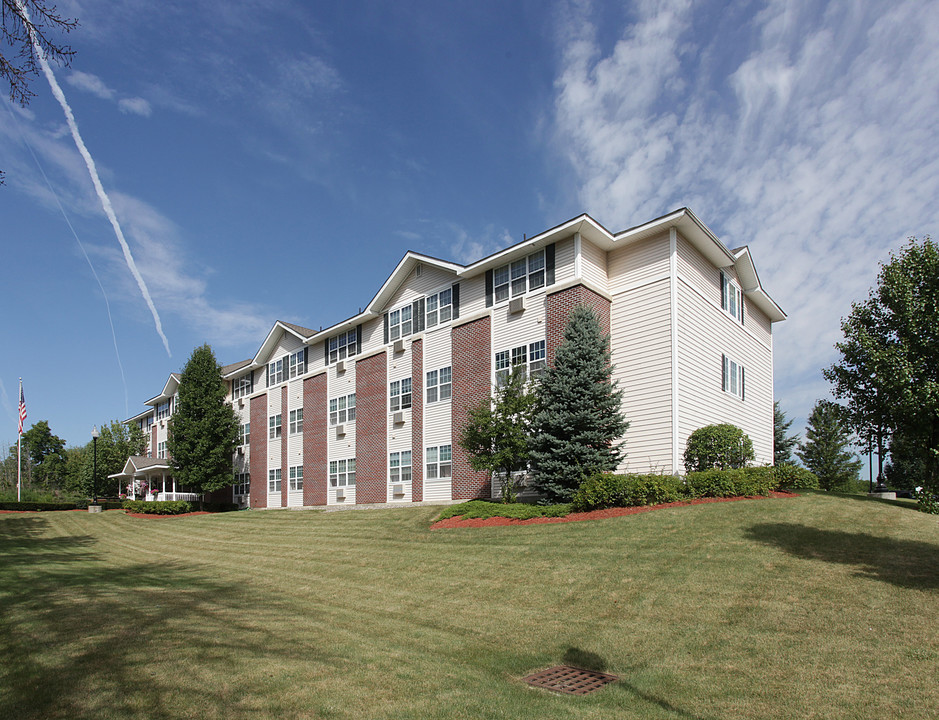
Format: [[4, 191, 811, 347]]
[[1, 493, 937, 719]]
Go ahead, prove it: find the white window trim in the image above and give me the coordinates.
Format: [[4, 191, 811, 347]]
[[425, 366, 452, 404], [390, 378, 412, 412], [329, 458, 356, 487], [721, 271, 744, 324], [495, 340, 546, 386], [329, 393, 356, 425], [289, 408, 303, 435], [425, 445, 452, 480], [722, 354, 746, 400]]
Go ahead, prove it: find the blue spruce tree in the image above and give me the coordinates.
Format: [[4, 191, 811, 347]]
[[529, 305, 627, 502]]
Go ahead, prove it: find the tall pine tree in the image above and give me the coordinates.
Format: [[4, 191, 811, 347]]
[[797, 399, 862, 491], [529, 306, 627, 502], [774, 401, 799, 465], [167, 344, 240, 505]]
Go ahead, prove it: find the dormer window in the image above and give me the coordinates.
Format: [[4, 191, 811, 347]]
[[289, 349, 306, 378], [268, 358, 284, 386], [721, 271, 744, 324]]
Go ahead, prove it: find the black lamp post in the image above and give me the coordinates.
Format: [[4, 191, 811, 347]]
[[92, 425, 99, 504]]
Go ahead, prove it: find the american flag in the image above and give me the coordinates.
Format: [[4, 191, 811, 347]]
[[18, 382, 26, 435]]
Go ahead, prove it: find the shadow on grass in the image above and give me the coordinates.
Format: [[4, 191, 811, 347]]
[[0, 515, 337, 720], [745, 522, 939, 590]]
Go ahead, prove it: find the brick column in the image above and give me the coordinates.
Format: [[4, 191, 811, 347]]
[[249, 393, 268, 508], [451, 316, 492, 500], [280, 385, 288, 508], [150, 425, 157, 457], [356, 351, 387, 504], [545, 284, 611, 367], [411, 338, 423, 503], [303, 374, 327, 506]]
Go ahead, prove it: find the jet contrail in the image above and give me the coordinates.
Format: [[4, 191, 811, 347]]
[[19, 2, 172, 357]]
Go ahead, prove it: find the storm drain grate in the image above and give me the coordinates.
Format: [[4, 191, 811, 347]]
[[522, 665, 618, 695]]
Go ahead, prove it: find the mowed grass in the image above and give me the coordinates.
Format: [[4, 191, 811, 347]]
[[1, 493, 937, 720]]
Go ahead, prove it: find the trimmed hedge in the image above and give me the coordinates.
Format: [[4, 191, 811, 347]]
[[773, 463, 820, 490], [436, 500, 572, 522], [0, 501, 79, 512], [572, 467, 782, 512], [122, 500, 193, 515]]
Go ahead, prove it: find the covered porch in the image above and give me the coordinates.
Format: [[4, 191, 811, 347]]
[[109, 456, 201, 502]]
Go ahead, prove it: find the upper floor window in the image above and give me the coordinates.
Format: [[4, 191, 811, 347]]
[[289, 349, 306, 378], [328, 329, 358, 364], [289, 465, 303, 491], [426, 366, 452, 403], [494, 249, 546, 303], [721, 271, 744, 324], [269, 414, 282, 439], [390, 378, 412, 411], [156, 401, 171, 421], [330, 458, 356, 487], [495, 340, 546, 385], [268, 358, 284, 386], [268, 468, 281, 493], [289, 408, 303, 435], [233, 373, 253, 400], [389, 451, 412, 483], [238, 422, 250, 446], [389, 305, 413, 341], [329, 394, 356, 425], [157, 441, 167, 459], [722, 354, 745, 400], [426, 288, 452, 328]]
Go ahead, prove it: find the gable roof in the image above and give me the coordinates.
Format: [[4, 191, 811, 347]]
[[144, 373, 180, 406], [109, 455, 172, 478], [220, 358, 252, 377]]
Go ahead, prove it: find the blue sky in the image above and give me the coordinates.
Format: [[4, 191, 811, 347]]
[[1, 0, 937, 462]]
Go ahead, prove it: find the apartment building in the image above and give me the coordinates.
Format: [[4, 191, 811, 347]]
[[117, 208, 785, 507]]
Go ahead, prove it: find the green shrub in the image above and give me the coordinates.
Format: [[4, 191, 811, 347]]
[[915, 487, 939, 515], [572, 473, 684, 511], [0, 501, 78, 511], [774, 463, 820, 490], [122, 500, 193, 515], [686, 468, 776, 498], [683, 424, 754, 472]]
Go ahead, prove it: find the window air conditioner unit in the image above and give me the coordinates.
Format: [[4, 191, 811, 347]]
[[336, 487, 345, 500], [508, 297, 525, 314], [336, 360, 346, 373], [392, 484, 404, 497], [160, 420, 165, 428], [393, 339, 405, 353], [238, 398, 244, 408], [335, 424, 346, 438], [393, 411, 405, 425]]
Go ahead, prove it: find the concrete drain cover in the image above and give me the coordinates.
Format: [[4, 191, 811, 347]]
[[523, 665, 618, 695]]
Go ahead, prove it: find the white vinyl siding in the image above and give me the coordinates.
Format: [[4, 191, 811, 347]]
[[608, 234, 670, 294], [580, 236, 608, 291]]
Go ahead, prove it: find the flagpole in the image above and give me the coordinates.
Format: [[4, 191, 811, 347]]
[[17, 378, 23, 502]]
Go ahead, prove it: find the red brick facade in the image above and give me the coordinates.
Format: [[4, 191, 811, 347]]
[[249, 393, 268, 508], [410, 339, 423, 502], [303, 374, 328, 506], [451, 316, 492, 500], [280, 385, 288, 508], [355, 352, 387, 504], [546, 284, 612, 367]]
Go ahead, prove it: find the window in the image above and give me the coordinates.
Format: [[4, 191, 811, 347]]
[[289, 465, 303, 491], [289, 349, 306, 378], [496, 340, 547, 385], [390, 378, 412, 411], [425, 288, 452, 328], [389, 305, 414, 342], [722, 354, 746, 400], [157, 441, 167, 459], [390, 451, 412, 483], [289, 408, 303, 435], [156, 401, 170, 420], [234, 472, 250, 496], [721, 272, 744, 323], [329, 458, 356, 487], [269, 414, 282, 439], [426, 366, 452, 403], [329, 394, 356, 425], [268, 358, 284, 386], [233, 374, 253, 400], [268, 468, 281, 493], [238, 422, 250, 446], [425, 445, 452, 480], [494, 248, 546, 302], [328, 329, 358, 364]]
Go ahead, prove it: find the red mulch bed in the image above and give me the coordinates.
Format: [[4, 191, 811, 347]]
[[430, 491, 799, 529]]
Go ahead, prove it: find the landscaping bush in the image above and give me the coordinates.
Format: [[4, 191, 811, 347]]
[[435, 500, 572, 522], [914, 487, 939, 515], [572, 473, 684, 511], [0, 501, 78, 511], [683, 424, 754, 472], [122, 500, 193, 515], [685, 468, 775, 498], [774, 463, 820, 490]]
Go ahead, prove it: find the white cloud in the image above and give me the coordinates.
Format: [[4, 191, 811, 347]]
[[66, 70, 115, 100], [118, 97, 152, 117], [552, 0, 939, 426]]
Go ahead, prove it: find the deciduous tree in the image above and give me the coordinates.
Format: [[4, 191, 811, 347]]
[[167, 344, 240, 505], [529, 306, 627, 503]]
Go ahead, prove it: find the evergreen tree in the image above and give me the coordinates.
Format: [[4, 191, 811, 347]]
[[797, 399, 862, 491], [529, 306, 627, 503], [774, 402, 799, 465], [167, 344, 240, 505], [459, 366, 535, 502]]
